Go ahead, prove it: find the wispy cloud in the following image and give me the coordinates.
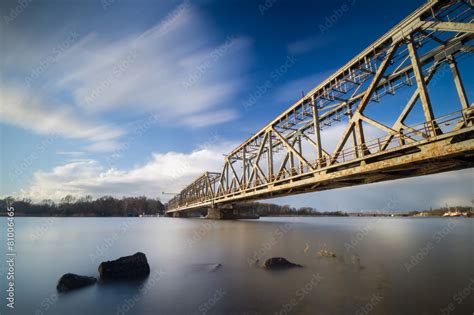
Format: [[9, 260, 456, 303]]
[[287, 36, 333, 55], [56, 151, 85, 157], [0, 84, 125, 150], [181, 109, 239, 128], [51, 5, 251, 127]]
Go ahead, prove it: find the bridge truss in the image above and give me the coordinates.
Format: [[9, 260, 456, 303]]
[[168, 0, 474, 213]]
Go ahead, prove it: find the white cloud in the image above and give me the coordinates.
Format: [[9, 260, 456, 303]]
[[18, 141, 237, 202], [0, 84, 125, 149]]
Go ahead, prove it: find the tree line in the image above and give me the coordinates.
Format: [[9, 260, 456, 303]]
[[0, 196, 344, 217], [3, 196, 469, 217], [0, 195, 165, 217], [235, 201, 348, 216]]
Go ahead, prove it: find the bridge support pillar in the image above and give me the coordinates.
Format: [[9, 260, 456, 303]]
[[205, 207, 224, 220], [205, 205, 259, 220]]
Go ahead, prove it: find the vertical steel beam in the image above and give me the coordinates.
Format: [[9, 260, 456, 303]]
[[347, 108, 359, 158], [225, 163, 229, 192], [355, 119, 367, 157], [311, 95, 323, 167], [267, 130, 274, 181], [289, 149, 295, 175], [297, 134, 303, 174], [242, 148, 247, 188]]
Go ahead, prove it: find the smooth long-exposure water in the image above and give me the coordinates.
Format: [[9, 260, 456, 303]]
[[0, 217, 473, 314]]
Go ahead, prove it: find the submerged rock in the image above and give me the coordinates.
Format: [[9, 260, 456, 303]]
[[57, 273, 97, 293], [262, 257, 302, 270], [98, 252, 150, 280], [187, 263, 222, 272], [206, 263, 222, 272], [317, 249, 336, 258]]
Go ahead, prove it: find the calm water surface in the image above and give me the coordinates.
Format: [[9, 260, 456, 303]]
[[0, 217, 473, 315]]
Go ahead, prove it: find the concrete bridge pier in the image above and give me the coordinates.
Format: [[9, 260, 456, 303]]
[[205, 205, 259, 220], [172, 211, 189, 218]]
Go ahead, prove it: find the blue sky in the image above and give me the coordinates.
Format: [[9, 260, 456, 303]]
[[1, 0, 472, 211]]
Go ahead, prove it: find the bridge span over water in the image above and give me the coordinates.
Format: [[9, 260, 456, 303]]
[[167, 0, 474, 218]]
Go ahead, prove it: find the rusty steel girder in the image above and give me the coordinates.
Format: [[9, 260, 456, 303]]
[[167, 0, 474, 213]]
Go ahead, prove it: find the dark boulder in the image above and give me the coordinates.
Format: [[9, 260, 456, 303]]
[[57, 273, 97, 293], [262, 257, 302, 270], [98, 252, 150, 280]]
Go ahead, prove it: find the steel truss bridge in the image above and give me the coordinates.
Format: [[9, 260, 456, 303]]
[[167, 0, 474, 215]]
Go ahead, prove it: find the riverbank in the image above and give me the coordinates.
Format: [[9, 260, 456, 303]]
[[1, 196, 472, 217]]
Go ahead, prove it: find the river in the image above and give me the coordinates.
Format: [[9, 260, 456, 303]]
[[0, 217, 472, 314]]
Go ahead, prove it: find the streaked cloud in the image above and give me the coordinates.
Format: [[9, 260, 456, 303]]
[[272, 71, 334, 105], [287, 36, 333, 55], [181, 109, 239, 128], [0, 84, 125, 150]]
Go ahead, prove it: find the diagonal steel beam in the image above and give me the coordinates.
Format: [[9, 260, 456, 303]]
[[272, 128, 315, 171]]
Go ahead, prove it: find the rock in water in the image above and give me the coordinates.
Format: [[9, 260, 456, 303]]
[[317, 249, 336, 258], [99, 252, 150, 280], [262, 257, 302, 270], [187, 263, 222, 272], [57, 273, 97, 293], [206, 263, 222, 272]]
